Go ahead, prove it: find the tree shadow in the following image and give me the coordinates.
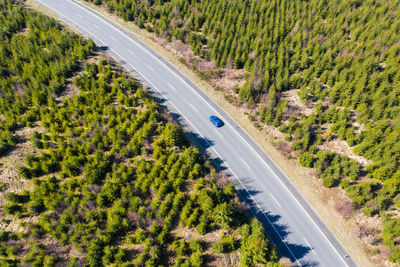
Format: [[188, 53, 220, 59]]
[[151, 94, 168, 104], [0, 134, 26, 158], [188, 132, 214, 149], [210, 157, 227, 171], [97, 45, 109, 52], [236, 186, 311, 263], [298, 259, 320, 267]]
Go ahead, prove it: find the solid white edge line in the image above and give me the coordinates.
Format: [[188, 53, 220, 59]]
[[32, 1, 301, 264], [35, 0, 351, 265]]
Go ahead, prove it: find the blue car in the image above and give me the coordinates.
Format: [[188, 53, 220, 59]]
[[209, 115, 224, 127]]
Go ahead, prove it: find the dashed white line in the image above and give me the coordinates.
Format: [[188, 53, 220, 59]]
[[241, 158, 250, 170], [270, 193, 282, 208], [37, 1, 333, 264], [214, 129, 222, 138], [61, 4, 67, 8], [303, 237, 317, 255], [93, 23, 100, 29], [128, 49, 135, 56], [167, 82, 175, 90], [77, 14, 83, 18], [190, 104, 198, 112], [117, 57, 300, 265], [110, 35, 116, 41], [146, 65, 154, 71]]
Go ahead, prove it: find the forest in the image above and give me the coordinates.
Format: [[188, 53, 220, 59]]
[[0, 0, 281, 266], [83, 0, 400, 262]]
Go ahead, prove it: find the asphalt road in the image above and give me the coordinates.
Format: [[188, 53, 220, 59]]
[[33, 0, 358, 266]]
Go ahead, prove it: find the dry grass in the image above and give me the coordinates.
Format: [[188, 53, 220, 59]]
[[27, 1, 376, 265], [171, 227, 241, 267], [318, 138, 372, 168], [281, 88, 316, 117], [0, 126, 42, 232]]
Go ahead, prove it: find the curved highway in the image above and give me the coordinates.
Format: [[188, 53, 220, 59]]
[[33, 0, 357, 266]]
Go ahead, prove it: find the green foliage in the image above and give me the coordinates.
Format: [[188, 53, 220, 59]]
[[382, 218, 400, 263], [239, 219, 278, 266], [0, 1, 280, 265], [86, 2, 400, 255], [213, 234, 235, 254], [346, 181, 380, 206], [299, 152, 314, 168]]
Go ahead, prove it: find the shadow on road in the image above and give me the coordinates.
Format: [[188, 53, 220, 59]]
[[236, 186, 311, 264], [97, 45, 109, 51], [147, 90, 311, 264]]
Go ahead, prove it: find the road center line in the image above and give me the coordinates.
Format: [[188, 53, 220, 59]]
[[77, 14, 83, 18], [303, 237, 317, 255], [93, 23, 100, 29], [146, 64, 154, 71], [128, 49, 135, 56], [270, 193, 282, 208], [214, 129, 222, 138], [35, 1, 344, 264], [36, 2, 299, 263], [110, 35, 116, 41], [189, 104, 198, 112], [61, 4, 67, 8], [120, 58, 300, 265], [241, 158, 250, 170], [167, 82, 175, 90]]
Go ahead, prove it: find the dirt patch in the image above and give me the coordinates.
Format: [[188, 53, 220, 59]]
[[0, 126, 43, 232], [36, 1, 376, 265], [55, 80, 80, 103], [281, 88, 316, 117], [153, 35, 246, 93], [171, 227, 240, 266], [318, 138, 372, 168]]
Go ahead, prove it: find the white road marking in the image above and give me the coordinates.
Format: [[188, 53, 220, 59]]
[[214, 129, 222, 138], [77, 14, 83, 18], [241, 158, 250, 170], [190, 104, 198, 112], [270, 193, 282, 208], [167, 82, 175, 90], [61, 4, 67, 8], [93, 23, 100, 29], [146, 65, 154, 71], [128, 49, 135, 56], [110, 35, 116, 41], [38, 1, 351, 264], [121, 57, 300, 264], [303, 237, 317, 255]]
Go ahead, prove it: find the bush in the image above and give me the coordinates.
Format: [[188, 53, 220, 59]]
[[299, 152, 314, 167], [346, 182, 380, 206], [18, 166, 32, 179], [189, 240, 203, 253], [213, 235, 235, 254], [212, 241, 224, 254], [189, 252, 203, 267]]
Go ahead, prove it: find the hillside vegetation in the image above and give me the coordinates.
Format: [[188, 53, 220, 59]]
[[0, 0, 280, 266], [85, 0, 400, 262]]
